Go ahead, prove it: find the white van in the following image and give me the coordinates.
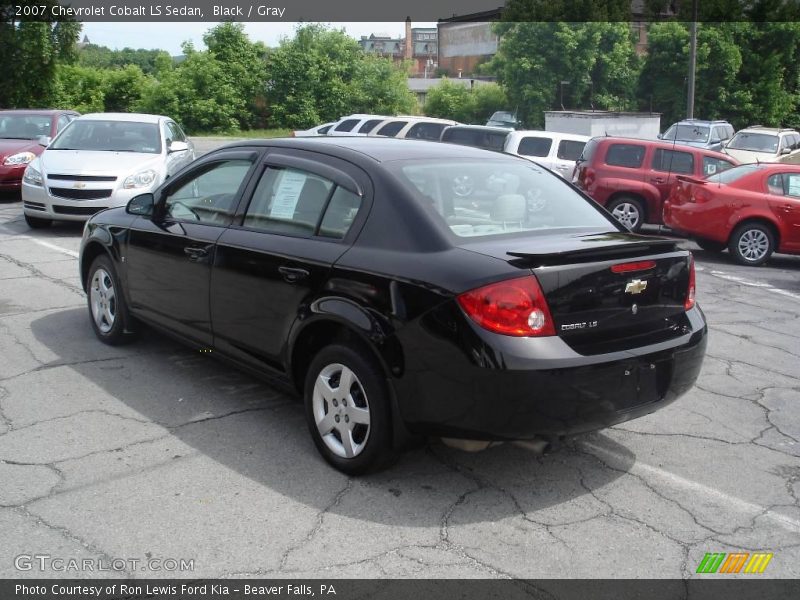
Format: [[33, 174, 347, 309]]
[[504, 130, 590, 179]]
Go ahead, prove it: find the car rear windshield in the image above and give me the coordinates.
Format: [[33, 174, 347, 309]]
[[663, 124, 710, 143], [0, 114, 52, 140], [577, 138, 601, 163], [49, 120, 161, 153], [441, 128, 509, 152], [705, 163, 764, 184], [391, 159, 614, 238], [727, 132, 779, 153]]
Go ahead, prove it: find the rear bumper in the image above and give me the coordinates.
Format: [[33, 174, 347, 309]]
[[395, 305, 708, 440]]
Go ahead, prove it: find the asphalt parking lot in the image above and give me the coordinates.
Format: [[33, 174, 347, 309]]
[[0, 156, 799, 580]]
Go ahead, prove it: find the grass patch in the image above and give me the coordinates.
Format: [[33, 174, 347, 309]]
[[192, 128, 293, 139]]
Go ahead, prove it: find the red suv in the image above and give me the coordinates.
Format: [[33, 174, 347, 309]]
[[573, 136, 738, 231]]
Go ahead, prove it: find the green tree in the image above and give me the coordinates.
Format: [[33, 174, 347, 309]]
[[487, 22, 640, 127], [53, 63, 105, 113], [78, 44, 171, 75], [264, 24, 415, 129], [103, 64, 152, 112], [424, 80, 476, 123], [0, 1, 81, 107], [472, 84, 509, 123]]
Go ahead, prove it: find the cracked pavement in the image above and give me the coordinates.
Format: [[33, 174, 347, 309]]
[[1, 193, 799, 581]]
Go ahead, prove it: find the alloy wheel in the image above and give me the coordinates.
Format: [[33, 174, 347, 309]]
[[89, 268, 116, 334], [611, 202, 640, 229], [312, 363, 371, 459], [737, 229, 770, 262]]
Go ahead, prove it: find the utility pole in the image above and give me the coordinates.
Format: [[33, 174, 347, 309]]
[[687, 0, 699, 118]]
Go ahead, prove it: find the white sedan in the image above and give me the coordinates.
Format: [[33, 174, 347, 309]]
[[22, 113, 195, 228]]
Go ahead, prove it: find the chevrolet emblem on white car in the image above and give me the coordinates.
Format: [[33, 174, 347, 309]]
[[625, 279, 648, 294]]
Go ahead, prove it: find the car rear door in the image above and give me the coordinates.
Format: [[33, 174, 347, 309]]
[[648, 147, 695, 201], [125, 148, 261, 344], [766, 171, 800, 251], [553, 137, 586, 179], [210, 149, 372, 370]]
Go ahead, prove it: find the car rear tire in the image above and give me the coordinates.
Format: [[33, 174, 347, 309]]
[[607, 196, 645, 231], [86, 254, 138, 345], [695, 238, 726, 253], [304, 343, 395, 475], [25, 214, 52, 229], [728, 222, 774, 266]]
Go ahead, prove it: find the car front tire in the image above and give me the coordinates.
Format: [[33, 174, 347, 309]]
[[86, 254, 137, 345], [304, 343, 395, 475], [607, 196, 645, 231], [728, 222, 774, 266], [25, 214, 52, 229]]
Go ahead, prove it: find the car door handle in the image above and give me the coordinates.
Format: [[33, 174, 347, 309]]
[[278, 266, 310, 283], [183, 246, 208, 260], [651, 177, 666, 184]]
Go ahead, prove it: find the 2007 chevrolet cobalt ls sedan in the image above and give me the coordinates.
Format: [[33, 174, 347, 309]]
[[78, 138, 707, 474]]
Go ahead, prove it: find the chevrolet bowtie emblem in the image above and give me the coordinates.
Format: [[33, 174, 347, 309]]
[[73, 182, 87, 189], [625, 279, 648, 294]]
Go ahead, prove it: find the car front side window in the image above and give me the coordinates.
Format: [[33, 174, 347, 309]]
[[164, 159, 253, 225]]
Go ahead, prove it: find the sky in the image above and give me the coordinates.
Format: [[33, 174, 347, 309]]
[[80, 22, 438, 55]]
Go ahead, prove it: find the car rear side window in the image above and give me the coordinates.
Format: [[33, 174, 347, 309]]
[[605, 144, 645, 168], [406, 122, 446, 140], [557, 140, 586, 161], [442, 129, 508, 151], [376, 121, 408, 137], [243, 167, 334, 237], [165, 159, 253, 225], [318, 187, 362, 239], [767, 173, 800, 197], [702, 156, 735, 177], [334, 119, 360, 133], [358, 119, 383, 134], [652, 149, 694, 174], [517, 136, 552, 157]]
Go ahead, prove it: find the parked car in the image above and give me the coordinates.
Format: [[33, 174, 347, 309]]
[[368, 117, 458, 140], [486, 111, 520, 129], [21, 113, 194, 228], [664, 163, 800, 265], [0, 109, 79, 197], [659, 119, 735, 152], [440, 125, 512, 152], [573, 136, 738, 231], [79, 137, 706, 474], [722, 126, 800, 164], [292, 122, 336, 137], [327, 114, 390, 137], [504, 130, 589, 179]]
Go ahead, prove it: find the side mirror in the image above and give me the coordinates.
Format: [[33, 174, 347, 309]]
[[781, 147, 792, 155], [656, 133, 663, 139], [38, 135, 52, 147], [126, 193, 155, 217], [168, 140, 189, 153]]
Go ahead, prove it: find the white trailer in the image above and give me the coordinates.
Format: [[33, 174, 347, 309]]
[[545, 111, 661, 140]]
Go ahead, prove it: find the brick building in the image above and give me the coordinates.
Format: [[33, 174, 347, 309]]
[[359, 18, 438, 77]]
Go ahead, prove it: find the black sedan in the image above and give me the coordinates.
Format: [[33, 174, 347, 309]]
[[79, 138, 707, 474]]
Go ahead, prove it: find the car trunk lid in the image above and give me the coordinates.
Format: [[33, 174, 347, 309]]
[[461, 231, 693, 354]]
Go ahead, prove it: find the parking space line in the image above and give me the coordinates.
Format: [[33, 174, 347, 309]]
[[582, 440, 800, 534], [706, 269, 800, 301], [3, 235, 79, 259]]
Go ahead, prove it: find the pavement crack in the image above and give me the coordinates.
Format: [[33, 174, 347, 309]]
[[0, 251, 83, 296]]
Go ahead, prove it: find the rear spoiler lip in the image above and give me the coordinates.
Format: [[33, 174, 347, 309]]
[[507, 238, 680, 267], [676, 174, 708, 184]]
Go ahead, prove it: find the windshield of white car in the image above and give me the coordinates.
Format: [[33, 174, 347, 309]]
[[0, 114, 52, 140], [49, 120, 161, 153], [663, 124, 710, 142], [726, 132, 779, 153], [392, 159, 614, 238]]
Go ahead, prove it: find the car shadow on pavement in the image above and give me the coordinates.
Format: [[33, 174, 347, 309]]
[[29, 307, 631, 526]]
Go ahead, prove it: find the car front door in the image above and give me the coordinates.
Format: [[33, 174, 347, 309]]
[[210, 150, 370, 370], [766, 172, 800, 251], [125, 149, 261, 344]]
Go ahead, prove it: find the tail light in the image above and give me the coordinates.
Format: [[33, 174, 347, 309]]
[[457, 276, 555, 337], [685, 255, 696, 310]]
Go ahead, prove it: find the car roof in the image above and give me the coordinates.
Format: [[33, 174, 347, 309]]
[[0, 109, 76, 116], [77, 113, 167, 123], [443, 125, 512, 134], [737, 126, 797, 134], [672, 119, 730, 125], [589, 136, 732, 158], [220, 136, 522, 163]]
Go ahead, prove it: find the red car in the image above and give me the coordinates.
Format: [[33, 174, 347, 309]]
[[664, 163, 800, 265], [573, 136, 738, 231], [0, 109, 79, 196]]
